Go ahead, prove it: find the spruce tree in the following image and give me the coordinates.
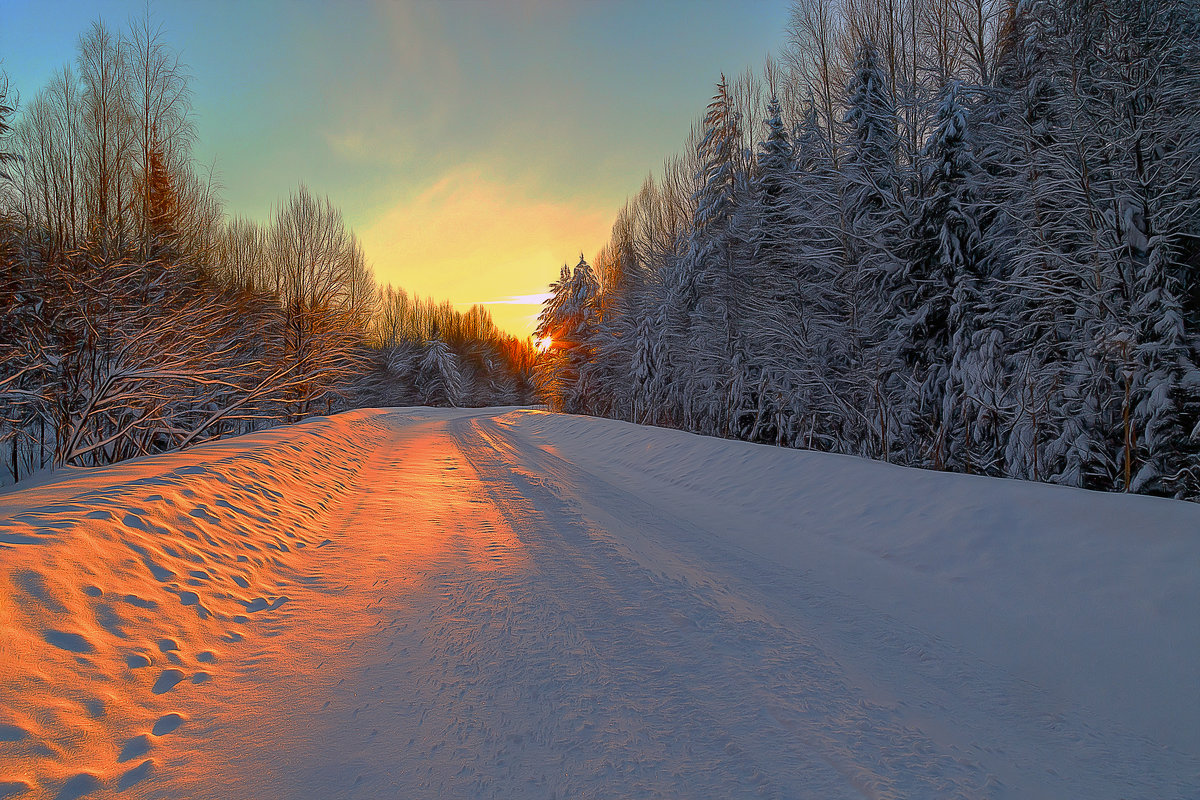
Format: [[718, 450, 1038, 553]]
[[418, 335, 464, 408], [840, 41, 908, 459], [671, 76, 745, 437], [908, 81, 985, 471], [742, 96, 803, 444]]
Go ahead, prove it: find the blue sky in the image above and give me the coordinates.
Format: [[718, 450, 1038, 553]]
[[1, 0, 791, 335]]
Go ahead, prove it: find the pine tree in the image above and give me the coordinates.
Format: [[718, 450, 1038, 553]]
[[786, 100, 848, 452], [562, 255, 600, 414], [518, 0, 1200, 503]]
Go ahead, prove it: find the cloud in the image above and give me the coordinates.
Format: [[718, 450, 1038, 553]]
[[469, 292, 554, 306], [325, 130, 368, 160], [359, 164, 611, 336]]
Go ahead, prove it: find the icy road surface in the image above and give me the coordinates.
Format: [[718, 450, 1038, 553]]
[[1, 408, 1198, 799]]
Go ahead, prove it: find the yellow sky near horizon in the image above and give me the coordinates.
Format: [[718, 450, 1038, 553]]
[[358, 165, 613, 338]]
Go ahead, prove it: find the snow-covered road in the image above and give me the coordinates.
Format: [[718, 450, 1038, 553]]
[[1, 408, 1197, 799]]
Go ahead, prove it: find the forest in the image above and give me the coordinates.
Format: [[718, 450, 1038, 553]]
[[535, 0, 1200, 499], [0, 18, 536, 484]]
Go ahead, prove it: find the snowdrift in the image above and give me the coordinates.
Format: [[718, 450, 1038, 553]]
[[0, 410, 393, 797]]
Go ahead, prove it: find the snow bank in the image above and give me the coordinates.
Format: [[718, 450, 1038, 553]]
[[0, 410, 393, 797]]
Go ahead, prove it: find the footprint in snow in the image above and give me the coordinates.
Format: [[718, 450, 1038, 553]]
[[121, 594, 157, 610], [0, 526, 50, 545], [53, 773, 100, 800], [188, 507, 221, 524], [151, 670, 186, 695], [82, 698, 105, 719], [126, 653, 152, 669], [152, 713, 185, 736], [0, 724, 29, 743], [131, 551, 174, 583], [93, 603, 128, 638], [123, 513, 149, 532], [43, 630, 93, 654], [117, 735, 151, 763], [0, 780, 32, 799], [14, 570, 66, 612], [242, 596, 288, 613], [117, 760, 153, 791]]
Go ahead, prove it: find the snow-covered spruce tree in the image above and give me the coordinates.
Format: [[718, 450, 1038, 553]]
[[534, 256, 599, 413], [906, 81, 987, 472], [1038, 0, 1138, 492], [629, 283, 668, 425], [979, 0, 1075, 485], [942, 75, 1013, 477], [588, 174, 687, 428], [984, 0, 1200, 495], [417, 335, 464, 408], [534, 263, 572, 409], [670, 76, 746, 437], [740, 96, 797, 443], [560, 255, 601, 414], [583, 225, 641, 421], [1100, 0, 1200, 497], [784, 100, 852, 453], [527, 1, 1200, 503], [838, 41, 909, 460]]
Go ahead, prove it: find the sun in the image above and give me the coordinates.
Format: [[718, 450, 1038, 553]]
[[535, 336, 553, 353]]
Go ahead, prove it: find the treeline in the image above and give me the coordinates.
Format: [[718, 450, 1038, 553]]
[[0, 18, 533, 484], [537, 0, 1200, 499]]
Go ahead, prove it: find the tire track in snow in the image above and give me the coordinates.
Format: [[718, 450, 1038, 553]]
[[451, 415, 995, 799], [465, 412, 1200, 800]]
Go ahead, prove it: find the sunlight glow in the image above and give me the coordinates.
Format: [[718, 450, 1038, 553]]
[[359, 167, 611, 338]]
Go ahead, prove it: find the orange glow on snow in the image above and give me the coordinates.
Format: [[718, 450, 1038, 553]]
[[0, 410, 529, 794]]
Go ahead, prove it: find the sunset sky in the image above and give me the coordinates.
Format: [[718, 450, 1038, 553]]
[[1, 0, 791, 336]]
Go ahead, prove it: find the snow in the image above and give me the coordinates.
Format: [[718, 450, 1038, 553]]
[[1, 407, 1197, 798]]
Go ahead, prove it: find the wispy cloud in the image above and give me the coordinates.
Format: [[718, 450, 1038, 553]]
[[325, 130, 368, 160], [468, 293, 553, 306]]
